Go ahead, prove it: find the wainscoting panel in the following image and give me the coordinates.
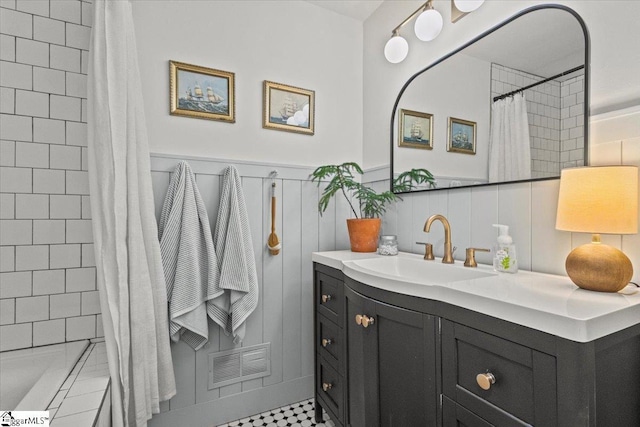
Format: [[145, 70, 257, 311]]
[[365, 104, 640, 278], [148, 154, 349, 426]]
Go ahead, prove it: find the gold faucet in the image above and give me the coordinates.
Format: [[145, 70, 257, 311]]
[[424, 214, 454, 264]]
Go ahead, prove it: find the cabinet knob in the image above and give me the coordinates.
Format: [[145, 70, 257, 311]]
[[355, 314, 363, 325], [476, 372, 496, 390], [321, 338, 332, 347], [322, 382, 333, 392], [321, 294, 332, 303], [361, 315, 375, 328]]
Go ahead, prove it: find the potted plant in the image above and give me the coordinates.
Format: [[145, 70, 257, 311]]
[[310, 162, 435, 252]]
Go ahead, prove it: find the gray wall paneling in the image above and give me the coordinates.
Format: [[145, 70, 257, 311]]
[[240, 176, 265, 393], [262, 177, 284, 388], [282, 179, 303, 382], [300, 181, 319, 378], [362, 165, 573, 273], [318, 196, 336, 252], [148, 154, 349, 426]]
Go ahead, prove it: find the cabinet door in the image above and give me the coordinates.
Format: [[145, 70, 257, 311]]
[[345, 285, 438, 427], [345, 286, 374, 427]]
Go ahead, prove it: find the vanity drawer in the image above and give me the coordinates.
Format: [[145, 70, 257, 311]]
[[442, 396, 494, 427], [316, 314, 344, 372], [442, 320, 557, 426], [316, 355, 344, 423], [315, 272, 343, 325]]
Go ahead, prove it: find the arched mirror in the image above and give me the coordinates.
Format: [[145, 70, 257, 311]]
[[391, 5, 589, 193]]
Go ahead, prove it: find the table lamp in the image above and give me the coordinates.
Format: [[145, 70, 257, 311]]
[[556, 165, 638, 292]]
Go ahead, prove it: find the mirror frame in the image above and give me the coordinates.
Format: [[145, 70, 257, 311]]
[[390, 4, 590, 194]]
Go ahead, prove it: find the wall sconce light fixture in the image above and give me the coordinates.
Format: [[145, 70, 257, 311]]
[[556, 166, 638, 292], [383, 0, 443, 64], [451, 0, 485, 22], [385, 0, 485, 64]]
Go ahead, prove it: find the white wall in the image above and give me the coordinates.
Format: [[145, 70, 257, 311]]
[[364, 0, 640, 169], [132, 0, 363, 167]]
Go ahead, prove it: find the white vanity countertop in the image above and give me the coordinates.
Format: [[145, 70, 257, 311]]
[[312, 250, 640, 343]]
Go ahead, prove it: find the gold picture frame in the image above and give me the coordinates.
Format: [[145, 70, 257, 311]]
[[263, 81, 315, 135], [447, 117, 476, 155], [169, 60, 235, 123], [398, 109, 433, 149]]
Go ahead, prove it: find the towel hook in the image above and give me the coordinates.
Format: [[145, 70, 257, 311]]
[[267, 170, 281, 255]]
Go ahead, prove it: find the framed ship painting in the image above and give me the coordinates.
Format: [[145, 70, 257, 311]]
[[169, 60, 235, 122], [399, 109, 433, 149], [447, 117, 476, 154], [263, 81, 315, 135]]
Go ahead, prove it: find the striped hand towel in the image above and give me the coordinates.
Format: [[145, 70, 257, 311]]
[[212, 165, 259, 344], [158, 161, 224, 350]]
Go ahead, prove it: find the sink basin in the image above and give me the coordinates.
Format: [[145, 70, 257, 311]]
[[346, 256, 496, 285]]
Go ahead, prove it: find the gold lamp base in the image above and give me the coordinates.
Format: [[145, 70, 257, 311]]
[[566, 237, 633, 292]]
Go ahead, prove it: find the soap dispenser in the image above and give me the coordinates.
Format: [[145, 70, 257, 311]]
[[492, 224, 518, 273]]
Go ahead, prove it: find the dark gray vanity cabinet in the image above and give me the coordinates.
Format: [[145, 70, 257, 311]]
[[345, 284, 438, 427], [314, 263, 437, 427], [313, 262, 640, 427]]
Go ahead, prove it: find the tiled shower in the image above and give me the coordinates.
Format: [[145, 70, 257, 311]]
[[0, 0, 100, 351], [490, 63, 585, 179]]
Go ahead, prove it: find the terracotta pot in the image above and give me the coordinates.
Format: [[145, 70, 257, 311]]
[[346, 218, 381, 253]]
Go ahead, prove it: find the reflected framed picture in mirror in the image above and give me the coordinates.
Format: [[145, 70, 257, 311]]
[[399, 109, 433, 150], [447, 117, 476, 155]]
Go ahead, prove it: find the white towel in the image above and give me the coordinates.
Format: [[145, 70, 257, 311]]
[[159, 161, 224, 350], [211, 166, 259, 344]]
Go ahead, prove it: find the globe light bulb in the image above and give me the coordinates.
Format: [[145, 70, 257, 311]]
[[384, 35, 409, 64], [454, 0, 484, 13], [414, 8, 443, 42]]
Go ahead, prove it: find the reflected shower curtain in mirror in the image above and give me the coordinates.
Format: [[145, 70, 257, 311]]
[[488, 93, 532, 182], [88, 0, 176, 426]]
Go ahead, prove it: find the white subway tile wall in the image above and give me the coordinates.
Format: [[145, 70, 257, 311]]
[[560, 74, 585, 169], [0, 0, 97, 351], [490, 64, 585, 179]]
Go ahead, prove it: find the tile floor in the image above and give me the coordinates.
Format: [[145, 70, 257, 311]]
[[217, 399, 335, 427]]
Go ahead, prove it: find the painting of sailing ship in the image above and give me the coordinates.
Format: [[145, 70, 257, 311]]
[[263, 81, 315, 135], [169, 60, 235, 122], [399, 109, 433, 150], [447, 117, 476, 154]]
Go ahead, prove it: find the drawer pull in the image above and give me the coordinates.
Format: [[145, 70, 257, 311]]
[[476, 372, 496, 390], [321, 294, 332, 303], [355, 314, 363, 325], [321, 338, 332, 347], [361, 315, 375, 328], [322, 382, 333, 392]]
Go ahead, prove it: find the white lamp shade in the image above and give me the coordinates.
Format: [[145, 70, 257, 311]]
[[384, 35, 409, 63], [556, 166, 638, 234], [454, 0, 485, 13], [414, 9, 443, 42]]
